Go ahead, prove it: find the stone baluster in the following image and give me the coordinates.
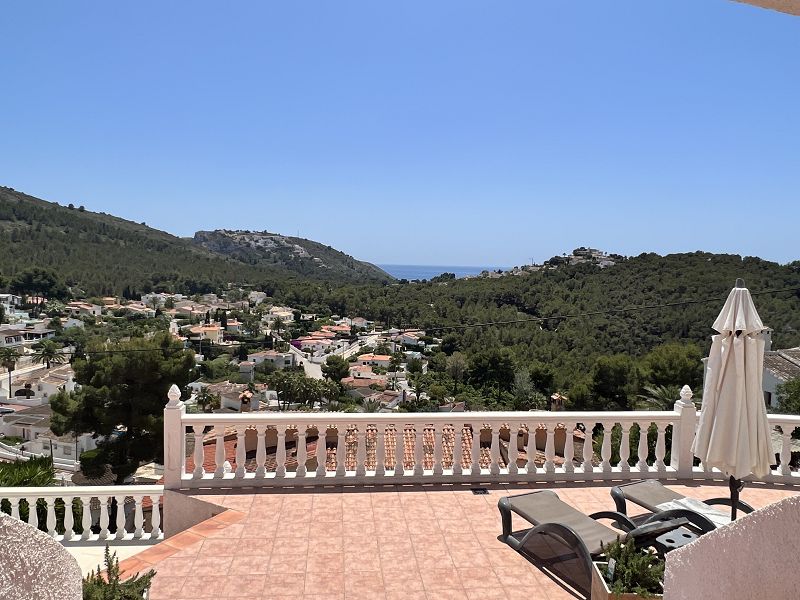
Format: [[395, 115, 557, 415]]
[[256, 425, 267, 477], [619, 423, 631, 473], [780, 426, 792, 476], [637, 423, 649, 472], [508, 425, 519, 475], [413, 424, 424, 476], [526, 425, 537, 476], [432, 424, 444, 476], [26, 497, 37, 528], [582, 425, 594, 474], [214, 425, 226, 477], [601, 422, 613, 473], [470, 424, 481, 475], [316, 426, 327, 478], [45, 498, 57, 536], [235, 426, 247, 478], [671, 385, 698, 478], [563, 423, 575, 474], [10, 497, 20, 521], [356, 426, 367, 477], [489, 424, 501, 476], [62, 496, 74, 541], [192, 425, 205, 478], [545, 424, 556, 474], [150, 494, 161, 538], [375, 424, 386, 477], [394, 424, 405, 476], [81, 497, 92, 540], [115, 497, 126, 539], [134, 496, 144, 538], [655, 423, 667, 472], [296, 427, 308, 478], [335, 426, 347, 477], [276, 425, 287, 478], [452, 425, 463, 475], [99, 496, 110, 539]]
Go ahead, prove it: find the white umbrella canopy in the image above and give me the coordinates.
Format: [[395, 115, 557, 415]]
[[692, 281, 774, 484]]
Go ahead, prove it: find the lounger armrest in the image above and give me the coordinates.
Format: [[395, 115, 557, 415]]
[[704, 497, 755, 514], [642, 508, 716, 534], [589, 510, 637, 532]]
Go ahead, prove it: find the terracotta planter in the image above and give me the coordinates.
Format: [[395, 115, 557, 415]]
[[591, 562, 663, 600]]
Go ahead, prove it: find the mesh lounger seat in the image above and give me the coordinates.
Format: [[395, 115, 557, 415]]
[[610, 480, 754, 527], [498, 490, 715, 581]]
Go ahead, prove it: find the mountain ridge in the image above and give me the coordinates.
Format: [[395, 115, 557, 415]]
[[0, 186, 392, 296]]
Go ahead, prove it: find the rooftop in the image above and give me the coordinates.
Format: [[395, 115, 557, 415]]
[[122, 481, 796, 600]]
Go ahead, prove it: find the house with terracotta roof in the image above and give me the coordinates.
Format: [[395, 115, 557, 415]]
[[247, 350, 295, 370], [763, 347, 800, 408], [358, 353, 392, 368]]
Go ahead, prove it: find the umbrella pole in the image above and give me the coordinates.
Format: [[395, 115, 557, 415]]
[[729, 475, 743, 521]]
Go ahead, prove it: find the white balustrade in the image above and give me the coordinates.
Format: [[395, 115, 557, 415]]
[[0, 486, 164, 543], [155, 388, 800, 490]]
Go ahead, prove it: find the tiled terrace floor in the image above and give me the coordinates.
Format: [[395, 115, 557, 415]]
[[124, 481, 798, 600]]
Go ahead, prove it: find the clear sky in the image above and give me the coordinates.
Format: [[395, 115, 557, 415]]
[[1, 1, 798, 267]]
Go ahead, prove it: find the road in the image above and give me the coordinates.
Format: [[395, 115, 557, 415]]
[[286, 344, 323, 379]]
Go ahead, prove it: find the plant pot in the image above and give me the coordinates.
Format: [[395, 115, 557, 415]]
[[591, 562, 663, 600]]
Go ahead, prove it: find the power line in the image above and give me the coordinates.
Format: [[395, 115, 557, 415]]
[[42, 284, 799, 356]]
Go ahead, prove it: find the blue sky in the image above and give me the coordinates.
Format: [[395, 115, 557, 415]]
[[1, 1, 798, 266]]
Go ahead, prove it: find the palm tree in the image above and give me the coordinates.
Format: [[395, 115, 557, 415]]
[[31, 340, 65, 369], [0, 347, 21, 400], [636, 384, 682, 411]]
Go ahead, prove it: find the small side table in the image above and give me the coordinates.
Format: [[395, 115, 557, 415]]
[[654, 526, 698, 554]]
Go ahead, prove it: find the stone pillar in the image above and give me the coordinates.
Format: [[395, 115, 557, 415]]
[[671, 385, 697, 479], [163, 384, 186, 490]]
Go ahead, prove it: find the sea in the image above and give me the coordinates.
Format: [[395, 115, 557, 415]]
[[378, 264, 507, 280]]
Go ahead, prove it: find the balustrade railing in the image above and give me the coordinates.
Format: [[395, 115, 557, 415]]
[[161, 385, 799, 489], [0, 485, 164, 542]]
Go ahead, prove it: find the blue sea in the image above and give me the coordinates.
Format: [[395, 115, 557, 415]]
[[379, 264, 507, 280]]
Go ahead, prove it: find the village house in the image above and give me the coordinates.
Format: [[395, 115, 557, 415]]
[[0, 403, 96, 462], [186, 324, 222, 344], [0, 293, 22, 312], [0, 364, 75, 405], [248, 291, 268, 305], [247, 350, 295, 370], [358, 353, 392, 368], [65, 301, 102, 317], [763, 346, 800, 408]]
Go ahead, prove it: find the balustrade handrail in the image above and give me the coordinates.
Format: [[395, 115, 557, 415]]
[[0, 484, 164, 498], [180, 409, 683, 424]]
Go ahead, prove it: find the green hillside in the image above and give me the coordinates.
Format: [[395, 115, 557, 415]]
[[0, 186, 391, 296]]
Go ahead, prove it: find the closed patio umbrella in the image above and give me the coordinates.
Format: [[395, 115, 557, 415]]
[[691, 279, 774, 520]]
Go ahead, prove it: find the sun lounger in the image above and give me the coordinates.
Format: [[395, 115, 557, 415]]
[[498, 490, 714, 580], [610, 480, 754, 527]]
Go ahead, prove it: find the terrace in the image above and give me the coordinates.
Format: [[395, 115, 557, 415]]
[[2, 385, 799, 599]]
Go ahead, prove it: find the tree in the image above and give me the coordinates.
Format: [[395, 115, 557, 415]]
[[777, 378, 800, 415], [469, 348, 515, 391], [511, 369, 548, 411], [31, 339, 66, 369], [446, 352, 467, 393], [322, 355, 350, 382], [636, 384, 682, 411], [196, 388, 221, 413], [640, 342, 703, 390], [0, 347, 21, 399], [406, 357, 424, 375], [440, 334, 460, 355], [49, 333, 195, 472], [589, 354, 641, 410], [10, 268, 67, 300]]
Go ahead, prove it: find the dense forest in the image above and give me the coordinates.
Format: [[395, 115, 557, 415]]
[[273, 252, 800, 402], [0, 186, 391, 296]]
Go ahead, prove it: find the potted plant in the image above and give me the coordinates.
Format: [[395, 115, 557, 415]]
[[591, 539, 664, 599]]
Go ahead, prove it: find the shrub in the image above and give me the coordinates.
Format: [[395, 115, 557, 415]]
[[80, 449, 108, 478], [83, 546, 155, 599], [599, 538, 664, 597]]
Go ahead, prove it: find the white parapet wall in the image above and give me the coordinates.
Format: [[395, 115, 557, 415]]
[[664, 494, 800, 600]]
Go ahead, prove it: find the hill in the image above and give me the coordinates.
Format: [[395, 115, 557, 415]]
[[192, 229, 390, 283], [0, 186, 392, 296]]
